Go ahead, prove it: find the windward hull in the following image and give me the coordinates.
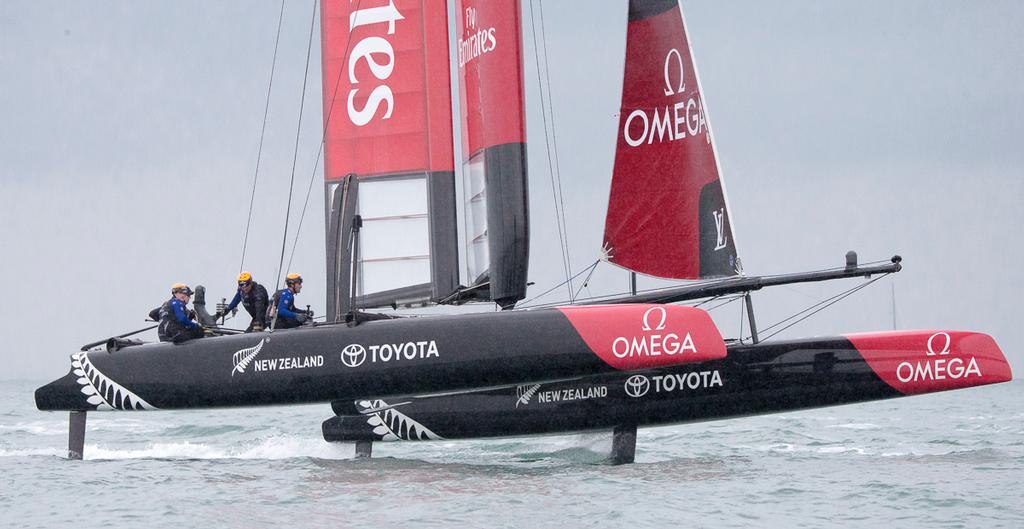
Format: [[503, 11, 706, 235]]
[[35, 304, 726, 412]]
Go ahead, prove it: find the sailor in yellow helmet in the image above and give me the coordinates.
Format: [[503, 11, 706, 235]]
[[269, 273, 313, 329], [157, 283, 204, 343], [216, 271, 269, 332]]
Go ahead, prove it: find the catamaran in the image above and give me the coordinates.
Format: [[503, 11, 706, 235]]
[[35, 0, 1012, 463]]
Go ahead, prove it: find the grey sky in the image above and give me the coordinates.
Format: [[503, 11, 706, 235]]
[[1, 1, 1022, 381]]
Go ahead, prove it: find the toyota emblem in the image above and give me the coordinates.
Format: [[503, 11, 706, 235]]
[[341, 344, 367, 368]]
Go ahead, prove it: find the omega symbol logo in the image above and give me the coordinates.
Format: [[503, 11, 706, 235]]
[[341, 344, 367, 368], [663, 48, 685, 96], [642, 306, 668, 331], [625, 375, 651, 398], [927, 332, 952, 356]]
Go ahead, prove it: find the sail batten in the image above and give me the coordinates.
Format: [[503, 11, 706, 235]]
[[603, 1, 739, 280]]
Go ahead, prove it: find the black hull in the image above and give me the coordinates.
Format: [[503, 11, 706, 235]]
[[321, 333, 1012, 442], [35, 304, 725, 411]]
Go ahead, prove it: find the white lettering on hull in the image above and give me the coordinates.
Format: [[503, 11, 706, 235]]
[[893, 332, 983, 383], [896, 357, 982, 383], [536, 386, 608, 404], [341, 340, 441, 368], [611, 332, 697, 359], [368, 341, 440, 362], [624, 370, 723, 398], [253, 355, 325, 373]]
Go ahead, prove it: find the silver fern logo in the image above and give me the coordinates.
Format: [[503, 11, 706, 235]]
[[71, 352, 157, 410], [232, 339, 266, 376], [515, 384, 541, 407], [358, 399, 444, 441]]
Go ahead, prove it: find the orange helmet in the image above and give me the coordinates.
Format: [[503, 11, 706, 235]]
[[171, 283, 194, 296]]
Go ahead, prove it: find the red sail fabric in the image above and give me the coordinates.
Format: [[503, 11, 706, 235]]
[[320, 0, 453, 180], [455, 0, 526, 156], [603, 2, 738, 279]]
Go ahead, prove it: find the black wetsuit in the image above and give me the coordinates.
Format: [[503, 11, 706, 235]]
[[226, 282, 269, 332]]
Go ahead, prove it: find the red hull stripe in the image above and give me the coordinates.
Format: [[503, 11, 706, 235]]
[[847, 330, 1013, 395], [557, 304, 727, 370], [320, 0, 454, 179]]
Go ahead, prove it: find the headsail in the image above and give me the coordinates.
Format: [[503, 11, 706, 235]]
[[603, 0, 739, 279], [321, 0, 458, 319], [455, 0, 529, 308]]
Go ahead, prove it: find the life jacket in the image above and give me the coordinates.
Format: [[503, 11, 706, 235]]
[[239, 282, 270, 324], [267, 288, 301, 328], [158, 297, 196, 342]]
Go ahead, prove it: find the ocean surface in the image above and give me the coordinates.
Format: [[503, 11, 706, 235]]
[[2, 378, 1021, 528]]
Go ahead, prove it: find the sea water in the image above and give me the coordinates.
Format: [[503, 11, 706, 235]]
[[2, 379, 1021, 528]]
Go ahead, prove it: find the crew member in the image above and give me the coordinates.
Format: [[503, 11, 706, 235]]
[[270, 273, 313, 329], [217, 271, 269, 332], [158, 283, 205, 343]]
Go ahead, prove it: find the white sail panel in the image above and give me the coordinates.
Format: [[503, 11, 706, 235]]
[[357, 177, 431, 295], [464, 155, 489, 282]]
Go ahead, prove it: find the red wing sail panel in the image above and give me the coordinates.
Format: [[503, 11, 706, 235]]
[[456, 0, 529, 308], [320, 0, 458, 310], [321, 0, 453, 178], [604, 0, 738, 279]]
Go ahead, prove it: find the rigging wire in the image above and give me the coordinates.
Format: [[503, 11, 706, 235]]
[[528, 0, 574, 302], [537, 0, 574, 301], [239, 0, 287, 272], [703, 294, 744, 313], [755, 273, 890, 342], [273, 0, 318, 294], [692, 294, 724, 308], [285, 0, 365, 275], [518, 260, 600, 309], [756, 277, 877, 336], [571, 259, 602, 300]]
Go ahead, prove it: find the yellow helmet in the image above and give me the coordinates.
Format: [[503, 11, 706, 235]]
[[237, 271, 253, 285], [171, 283, 194, 296], [285, 273, 303, 286]]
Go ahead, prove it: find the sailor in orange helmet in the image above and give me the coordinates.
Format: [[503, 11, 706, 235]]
[[269, 273, 313, 329], [216, 271, 269, 332]]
